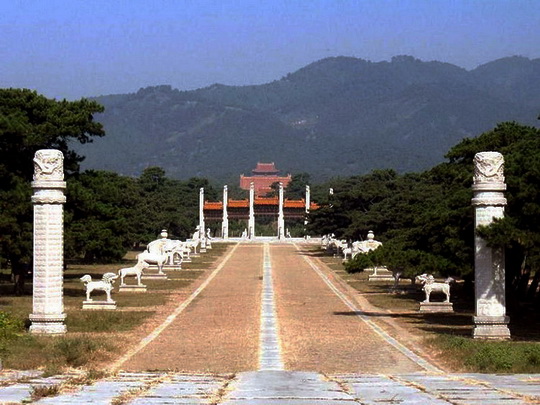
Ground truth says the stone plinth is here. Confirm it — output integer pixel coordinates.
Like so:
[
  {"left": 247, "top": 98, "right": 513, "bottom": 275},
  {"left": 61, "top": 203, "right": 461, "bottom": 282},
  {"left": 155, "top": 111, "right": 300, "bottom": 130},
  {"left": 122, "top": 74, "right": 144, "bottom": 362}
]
[
  {"left": 368, "top": 267, "right": 394, "bottom": 282},
  {"left": 82, "top": 301, "right": 117, "bottom": 310},
  {"left": 148, "top": 264, "right": 181, "bottom": 271},
  {"left": 473, "top": 316, "right": 511, "bottom": 339},
  {"left": 142, "top": 273, "right": 168, "bottom": 280},
  {"left": 471, "top": 152, "right": 510, "bottom": 339},
  {"left": 119, "top": 285, "right": 147, "bottom": 293},
  {"left": 29, "top": 150, "right": 67, "bottom": 335},
  {"left": 419, "top": 302, "right": 454, "bottom": 313}
]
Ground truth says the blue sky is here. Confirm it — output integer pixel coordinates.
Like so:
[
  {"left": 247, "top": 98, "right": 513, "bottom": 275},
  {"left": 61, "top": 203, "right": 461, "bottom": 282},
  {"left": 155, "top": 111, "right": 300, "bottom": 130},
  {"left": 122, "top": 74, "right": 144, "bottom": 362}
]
[{"left": 1, "top": 0, "right": 539, "bottom": 100}]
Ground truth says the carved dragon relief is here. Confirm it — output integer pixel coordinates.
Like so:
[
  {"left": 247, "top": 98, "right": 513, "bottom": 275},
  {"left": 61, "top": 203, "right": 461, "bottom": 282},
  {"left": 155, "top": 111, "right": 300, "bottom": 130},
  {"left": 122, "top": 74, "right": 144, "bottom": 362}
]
[
  {"left": 33, "top": 150, "right": 64, "bottom": 181},
  {"left": 474, "top": 152, "right": 504, "bottom": 184}
]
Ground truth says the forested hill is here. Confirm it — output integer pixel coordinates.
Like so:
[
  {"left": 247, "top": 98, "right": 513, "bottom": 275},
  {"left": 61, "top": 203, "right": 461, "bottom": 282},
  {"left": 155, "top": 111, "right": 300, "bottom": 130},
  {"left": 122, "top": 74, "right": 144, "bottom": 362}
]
[{"left": 77, "top": 55, "right": 540, "bottom": 182}]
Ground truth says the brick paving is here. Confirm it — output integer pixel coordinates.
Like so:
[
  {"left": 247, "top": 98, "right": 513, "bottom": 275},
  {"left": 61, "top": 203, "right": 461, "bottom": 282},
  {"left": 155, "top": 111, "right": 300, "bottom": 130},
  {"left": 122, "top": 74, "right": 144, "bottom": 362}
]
[{"left": 1, "top": 240, "right": 539, "bottom": 404}]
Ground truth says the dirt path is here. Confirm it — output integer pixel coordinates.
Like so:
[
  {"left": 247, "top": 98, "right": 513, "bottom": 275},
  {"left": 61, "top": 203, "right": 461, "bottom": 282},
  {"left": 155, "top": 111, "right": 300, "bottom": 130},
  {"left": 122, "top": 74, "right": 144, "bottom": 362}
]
[
  {"left": 118, "top": 242, "right": 425, "bottom": 374},
  {"left": 272, "top": 244, "right": 422, "bottom": 374},
  {"left": 120, "top": 244, "right": 262, "bottom": 373}
]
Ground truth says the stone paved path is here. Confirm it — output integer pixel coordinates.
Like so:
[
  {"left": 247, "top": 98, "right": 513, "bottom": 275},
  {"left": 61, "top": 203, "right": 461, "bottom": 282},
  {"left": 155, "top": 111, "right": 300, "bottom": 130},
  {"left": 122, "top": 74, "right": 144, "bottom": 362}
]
[{"left": 1, "top": 241, "right": 539, "bottom": 404}]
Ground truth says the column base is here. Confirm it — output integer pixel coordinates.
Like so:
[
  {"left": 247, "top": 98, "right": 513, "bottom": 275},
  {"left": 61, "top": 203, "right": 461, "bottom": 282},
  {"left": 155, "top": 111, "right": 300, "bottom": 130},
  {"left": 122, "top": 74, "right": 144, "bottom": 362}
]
[
  {"left": 473, "top": 316, "right": 511, "bottom": 339},
  {"left": 29, "top": 313, "right": 67, "bottom": 335}
]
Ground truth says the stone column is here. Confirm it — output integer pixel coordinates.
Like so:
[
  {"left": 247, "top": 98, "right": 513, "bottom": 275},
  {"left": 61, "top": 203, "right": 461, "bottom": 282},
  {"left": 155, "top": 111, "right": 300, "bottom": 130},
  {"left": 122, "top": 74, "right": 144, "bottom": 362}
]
[
  {"left": 222, "top": 185, "right": 229, "bottom": 240},
  {"left": 29, "top": 149, "right": 67, "bottom": 335},
  {"left": 471, "top": 151, "right": 510, "bottom": 339},
  {"left": 248, "top": 182, "right": 255, "bottom": 240},
  {"left": 277, "top": 182, "right": 285, "bottom": 240},
  {"left": 305, "top": 185, "right": 311, "bottom": 227},
  {"left": 199, "top": 187, "right": 206, "bottom": 251}
]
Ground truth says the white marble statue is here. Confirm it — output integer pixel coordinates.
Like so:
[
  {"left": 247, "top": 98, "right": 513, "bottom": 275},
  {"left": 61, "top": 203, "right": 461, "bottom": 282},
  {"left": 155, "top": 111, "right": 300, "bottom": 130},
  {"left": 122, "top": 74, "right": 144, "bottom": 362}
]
[
  {"left": 118, "top": 260, "right": 148, "bottom": 286},
  {"left": 137, "top": 251, "right": 168, "bottom": 275},
  {"left": 80, "top": 273, "right": 118, "bottom": 302},
  {"left": 415, "top": 274, "right": 452, "bottom": 303},
  {"left": 206, "top": 228, "right": 212, "bottom": 248}
]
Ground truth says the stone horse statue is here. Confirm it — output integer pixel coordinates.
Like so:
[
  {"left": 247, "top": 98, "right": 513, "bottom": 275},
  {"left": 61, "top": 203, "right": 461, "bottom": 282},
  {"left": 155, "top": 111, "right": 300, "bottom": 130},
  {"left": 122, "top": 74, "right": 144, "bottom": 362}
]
[
  {"left": 80, "top": 272, "right": 118, "bottom": 302},
  {"left": 138, "top": 238, "right": 170, "bottom": 274},
  {"left": 118, "top": 260, "right": 148, "bottom": 286}
]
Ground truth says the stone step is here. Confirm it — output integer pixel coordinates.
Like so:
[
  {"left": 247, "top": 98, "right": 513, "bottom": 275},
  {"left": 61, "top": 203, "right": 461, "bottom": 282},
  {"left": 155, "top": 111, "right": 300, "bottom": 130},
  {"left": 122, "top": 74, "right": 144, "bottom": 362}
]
[{"left": 1, "top": 371, "right": 538, "bottom": 404}]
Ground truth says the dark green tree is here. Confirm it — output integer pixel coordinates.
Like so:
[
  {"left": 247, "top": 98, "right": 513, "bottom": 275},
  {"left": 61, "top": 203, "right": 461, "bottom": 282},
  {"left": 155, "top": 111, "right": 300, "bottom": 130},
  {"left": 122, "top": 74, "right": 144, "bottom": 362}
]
[
  {"left": 285, "top": 172, "right": 311, "bottom": 199},
  {"left": 0, "top": 89, "right": 104, "bottom": 291}
]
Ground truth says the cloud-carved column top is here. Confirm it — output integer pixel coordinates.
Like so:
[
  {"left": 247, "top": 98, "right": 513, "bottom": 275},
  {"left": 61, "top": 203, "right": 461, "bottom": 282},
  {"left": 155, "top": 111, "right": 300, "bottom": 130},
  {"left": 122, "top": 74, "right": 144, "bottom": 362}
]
[
  {"left": 33, "top": 149, "right": 64, "bottom": 181},
  {"left": 473, "top": 152, "right": 504, "bottom": 185}
]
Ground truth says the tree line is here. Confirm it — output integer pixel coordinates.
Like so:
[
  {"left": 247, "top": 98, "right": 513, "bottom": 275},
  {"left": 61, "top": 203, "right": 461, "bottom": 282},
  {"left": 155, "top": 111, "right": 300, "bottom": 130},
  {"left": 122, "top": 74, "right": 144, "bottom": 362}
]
[
  {"left": 0, "top": 89, "right": 216, "bottom": 294},
  {"left": 307, "top": 121, "right": 540, "bottom": 310},
  {"left": 2, "top": 88, "right": 539, "bottom": 311}
]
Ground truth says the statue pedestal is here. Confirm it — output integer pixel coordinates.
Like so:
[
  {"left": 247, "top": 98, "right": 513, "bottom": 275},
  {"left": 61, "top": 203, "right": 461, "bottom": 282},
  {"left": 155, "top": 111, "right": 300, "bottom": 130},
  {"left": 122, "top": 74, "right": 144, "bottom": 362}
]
[
  {"left": 473, "top": 316, "right": 511, "bottom": 339},
  {"left": 368, "top": 267, "right": 394, "bottom": 282},
  {"left": 82, "top": 300, "right": 117, "bottom": 310},
  {"left": 419, "top": 302, "right": 454, "bottom": 313},
  {"left": 183, "top": 258, "right": 192, "bottom": 263},
  {"left": 148, "top": 264, "right": 181, "bottom": 272},
  {"left": 200, "top": 248, "right": 207, "bottom": 253},
  {"left": 119, "top": 284, "right": 147, "bottom": 293},
  {"left": 142, "top": 273, "right": 168, "bottom": 280}
]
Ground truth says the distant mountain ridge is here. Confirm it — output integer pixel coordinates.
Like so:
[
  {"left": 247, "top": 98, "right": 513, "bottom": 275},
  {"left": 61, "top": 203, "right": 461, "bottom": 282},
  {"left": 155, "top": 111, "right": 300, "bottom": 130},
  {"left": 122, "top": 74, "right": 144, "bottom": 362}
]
[{"left": 77, "top": 55, "right": 540, "bottom": 182}]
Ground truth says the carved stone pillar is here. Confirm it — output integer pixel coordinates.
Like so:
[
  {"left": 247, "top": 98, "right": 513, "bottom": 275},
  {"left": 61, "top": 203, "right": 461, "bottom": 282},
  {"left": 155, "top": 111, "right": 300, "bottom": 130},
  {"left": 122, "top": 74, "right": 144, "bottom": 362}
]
[
  {"left": 471, "top": 151, "right": 510, "bottom": 339},
  {"left": 29, "top": 149, "right": 67, "bottom": 334},
  {"left": 277, "top": 182, "right": 285, "bottom": 240},
  {"left": 248, "top": 182, "right": 255, "bottom": 240},
  {"left": 305, "top": 185, "right": 310, "bottom": 228},
  {"left": 222, "top": 185, "right": 229, "bottom": 240},
  {"left": 199, "top": 187, "right": 206, "bottom": 251}
]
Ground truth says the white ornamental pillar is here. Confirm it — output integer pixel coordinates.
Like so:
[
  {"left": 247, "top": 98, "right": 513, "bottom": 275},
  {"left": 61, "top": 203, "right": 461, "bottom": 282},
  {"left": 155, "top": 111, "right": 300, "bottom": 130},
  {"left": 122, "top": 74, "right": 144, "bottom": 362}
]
[
  {"left": 277, "top": 182, "right": 285, "bottom": 240},
  {"left": 222, "top": 185, "right": 229, "bottom": 240},
  {"left": 29, "top": 149, "right": 67, "bottom": 335},
  {"left": 471, "top": 151, "right": 510, "bottom": 339},
  {"left": 305, "top": 185, "right": 311, "bottom": 226},
  {"left": 248, "top": 182, "right": 255, "bottom": 240},
  {"left": 199, "top": 187, "right": 206, "bottom": 250}
]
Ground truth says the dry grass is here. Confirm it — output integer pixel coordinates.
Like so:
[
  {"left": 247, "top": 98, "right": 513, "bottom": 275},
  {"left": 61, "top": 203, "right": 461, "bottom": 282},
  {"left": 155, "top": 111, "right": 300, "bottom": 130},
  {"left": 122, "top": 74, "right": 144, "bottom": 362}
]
[
  {"left": 309, "top": 245, "right": 540, "bottom": 373},
  {"left": 0, "top": 243, "right": 232, "bottom": 372}
]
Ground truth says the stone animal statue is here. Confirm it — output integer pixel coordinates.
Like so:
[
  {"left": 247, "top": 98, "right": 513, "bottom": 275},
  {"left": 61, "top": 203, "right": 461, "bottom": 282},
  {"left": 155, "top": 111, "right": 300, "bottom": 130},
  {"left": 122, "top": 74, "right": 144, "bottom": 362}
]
[
  {"left": 80, "top": 272, "right": 118, "bottom": 302},
  {"left": 342, "top": 241, "right": 363, "bottom": 261},
  {"left": 118, "top": 260, "right": 148, "bottom": 286},
  {"left": 416, "top": 274, "right": 452, "bottom": 303},
  {"left": 137, "top": 251, "right": 168, "bottom": 274}
]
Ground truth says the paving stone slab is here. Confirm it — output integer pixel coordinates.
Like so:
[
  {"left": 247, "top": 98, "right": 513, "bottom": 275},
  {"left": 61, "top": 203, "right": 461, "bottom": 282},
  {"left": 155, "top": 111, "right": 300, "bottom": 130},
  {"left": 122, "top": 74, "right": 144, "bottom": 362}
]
[
  {"left": 35, "top": 381, "right": 147, "bottom": 404},
  {"left": 334, "top": 374, "right": 451, "bottom": 405},
  {"left": 0, "top": 374, "right": 75, "bottom": 404},
  {"left": 221, "top": 370, "right": 357, "bottom": 404},
  {"left": 398, "top": 374, "right": 526, "bottom": 405},
  {"left": 0, "top": 370, "right": 43, "bottom": 383},
  {"left": 129, "top": 374, "right": 230, "bottom": 405},
  {"left": 462, "top": 374, "right": 540, "bottom": 398}
]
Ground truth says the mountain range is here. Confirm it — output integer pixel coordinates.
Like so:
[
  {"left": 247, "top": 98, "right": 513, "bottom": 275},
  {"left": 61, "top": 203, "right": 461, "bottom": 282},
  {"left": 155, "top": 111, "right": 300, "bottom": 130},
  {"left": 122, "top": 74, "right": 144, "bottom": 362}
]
[{"left": 76, "top": 55, "right": 540, "bottom": 183}]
